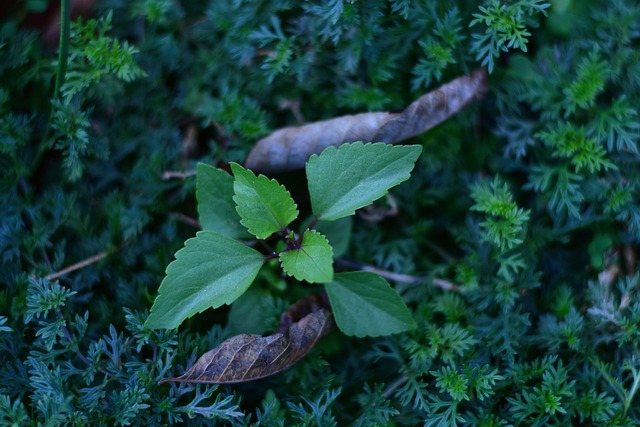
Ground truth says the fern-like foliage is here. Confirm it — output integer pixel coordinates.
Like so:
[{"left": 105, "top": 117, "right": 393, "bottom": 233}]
[
  {"left": 469, "top": 0, "right": 549, "bottom": 73},
  {"left": 470, "top": 176, "right": 530, "bottom": 251},
  {"left": 1, "top": 0, "right": 640, "bottom": 425},
  {"left": 50, "top": 11, "right": 146, "bottom": 180}
]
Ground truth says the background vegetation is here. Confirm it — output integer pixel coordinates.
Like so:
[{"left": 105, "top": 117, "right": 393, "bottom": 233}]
[{"left": 1, "top": 0, "right": 639, "bottom": 425}]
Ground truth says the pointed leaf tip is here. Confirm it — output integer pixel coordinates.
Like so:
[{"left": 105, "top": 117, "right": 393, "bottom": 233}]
[
  {"left": 324, "top": 271, "right": 416, "bottom": 337},
  {"left": 306, "top": 142, "right": 422, "bottom": 221},
  {"left": 145, "top": 230, "right": 264, "bottom": 330}
]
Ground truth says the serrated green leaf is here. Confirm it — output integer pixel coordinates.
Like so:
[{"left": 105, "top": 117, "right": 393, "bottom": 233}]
[
  {"left": 306, "top": 142, "right": 422, "bottom": 221},
  {"left": 300, "top": 216, "right": 352, "bottom": 258},
  {"left": 279, "top": 229, "right": 334, "bottom": 283},
  {"left": 196, "top": 163, "right": 250, "bottom": 239},
  {"left": 231, "top": 162, "right": 298, "bottom": 239},
  {"left": 145, "top": 231, "right": 264, "bottom": 329},
  {"left": 324, "top": 271, "right": 416, "bottom": 337}
]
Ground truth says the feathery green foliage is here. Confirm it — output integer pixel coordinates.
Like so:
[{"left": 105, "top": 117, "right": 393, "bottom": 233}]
[{"left": 1, "top": 0, "right": 639, "bottom": 425}]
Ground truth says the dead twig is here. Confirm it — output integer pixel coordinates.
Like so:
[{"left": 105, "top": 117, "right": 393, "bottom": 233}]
[
  {"left": 170, "top": 212, "right": 201, "bottom": 229},
  {"left": 45, "top": 238, "right": 133, "bottom": 281},
  {"left": 162, "top": 170, "right": 196, "bottom": 180},
  {"left": 335, "top": 258, "right": 460, "bottom": 291},
  {"left": 432, "top": 277, "right": 460, "bottom": 292},
  {"left": 45, "top": 250, "right": 110, "bottom": 281}
]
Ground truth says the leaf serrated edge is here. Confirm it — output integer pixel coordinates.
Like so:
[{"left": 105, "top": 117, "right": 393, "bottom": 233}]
[
  {"left": 279, "top": 230, "right": 334, "bottom": 283},
  {"left": 306, "top": 142, "right": 422, "bottom": 221},
  {"left": 324, "top": 271, "right": 417, "bottom": 337},
  {"left": 145, "top": 231, "right": 264, "bottom": 329},
  {"left": 231, "top": 162, "right": 299, "bottom": 239}
]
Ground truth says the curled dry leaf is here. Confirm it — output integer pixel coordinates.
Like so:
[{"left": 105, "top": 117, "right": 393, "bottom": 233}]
[
  {"left": 245, "top": 68, "right": 488, "bottom": 173},
  {"left": 159, "top": 295, "right": 334, "bottom": 385}
]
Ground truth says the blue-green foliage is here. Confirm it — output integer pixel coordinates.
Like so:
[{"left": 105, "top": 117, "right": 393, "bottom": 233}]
[
  {"left": 412, "top": 7, "right": 465, "bottom": 90},
  {"left": 52, "top": 12, "right": 146, "bottom": 180},
  {"left": 62, "top": 12, "right": 146, "bottom": 101},
  {"left": 1, "top": 0, "right": 639, "bottom": 425},
  {"left": 470, "top": 176, "right": 530, "bottom": 251},
  {"left": 469, "top": 0, "right": 549, "bottom": 73}
]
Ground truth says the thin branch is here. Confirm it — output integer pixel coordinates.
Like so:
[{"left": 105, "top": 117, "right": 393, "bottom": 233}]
[
  {"left": 34, "top": 0, "right": 71, "bottom": 174},
  {"left": 162, "top": 170, "right": 196, "bottom": 180},
  {"left": 623, "top": 365, "right": 640, "bottom": 418},
  {"left": 40, "top": 247, "right": 53, "bottom": 271},
  {"left": 306, "top": 217, "right": 320, "bottom": 232},
  {"left": 46, "top": 250, "right": 110, "bottom": 281},
  {"left": 279, "top": 99, "right": 305, "bottom": 125},
  {"left": 335, "top": 258, "right": 421, "bottom": 284},
  {"left": 335, "top": 258, "right": 460, "bottom": 291},
  {"left": 432, "top": 278, "right": 460, "bottom": 292},
  {"left": 383, "top": 373, "right": 408, "bottom": 399},
  {"left": 264, "top": 252, "right": 279, "bottom": 261},
  {"left": 624, "top": 244, "right": 636, "bottom": 276},
  {"left": 170, "top": 212, "right": 201, "bottom": 229},
  {"left": 60, "top": 321, "right": 92, "bottom": 366},
  {"left": 52, "top": 0, "right": 71, "bottom": 106},
  {"left": 45, "top": 237, "right": 133, "bottom": 281},
  {"left": 362, "top": 265, "right": 423, "bottom": 285},
  {"left": 423, "top": 239, "right": 455, "bottom": 263}
]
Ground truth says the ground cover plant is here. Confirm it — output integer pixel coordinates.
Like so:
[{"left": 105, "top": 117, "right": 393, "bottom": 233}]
[{"left": 1, "top": 0, "right": 639, "bottom": 425}]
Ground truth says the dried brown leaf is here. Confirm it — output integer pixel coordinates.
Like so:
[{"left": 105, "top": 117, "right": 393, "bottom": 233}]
[
  {"left": 245, "top": 68, "right": 488, "bottom": 172},
  {"left": 159, "top": 295, "right": 334, "bottom": 384}
]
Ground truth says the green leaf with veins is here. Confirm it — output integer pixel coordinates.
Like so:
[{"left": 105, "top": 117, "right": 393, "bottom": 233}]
[
  {"left": 145, "top": 230, "right": 264, "bottom": 329},
  {"left": 279, "top": 229, "right": 334, "bottom": 283},
  {"left": 230, "top": 162, "right": 298, "bottom": 239},
  {"left": 196, "top": 163, "right": 250, "bottom": 239},
  {"left": 324, "top": 271, "right": 416, "bottom": 337},
  {"left": 306, "top": 142, "right": 422, "bottom": 221}
]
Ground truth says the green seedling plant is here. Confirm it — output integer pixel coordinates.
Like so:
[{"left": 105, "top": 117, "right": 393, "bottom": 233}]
[{"left": 145, "top": 142, "right": 422, "bottom": 337}]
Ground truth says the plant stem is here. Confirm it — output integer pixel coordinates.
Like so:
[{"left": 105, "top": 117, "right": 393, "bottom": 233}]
[
  {"left": 624, "top": 365, "right": 640, "bottom": 418},
  {"left": 45, "top": 250, "right": 110, "bottom": 281},
  {"left": 46, "top": 237, "right": 132, "bottom": 280},
  {"left": 60, "top": 321, "right": 92, "bottom": 367},
  {"left": 45, "top": 251, "right": 110, "bottom": 280},
  {"left": 162, "top": 170, "right": 197, "bottom": 180},
  {"left": 334, "top": 259, "right": 422, "bottom": 284},
  {"left": 52, "top": 0, "right": 71, "bottom": 109},
  {"left": 382, "top": 373, "right": 408, "bottom": 398},
  {"left": 423, "top": 239, "right": 455, "bottom": 262},
  {"left": 169, "top": 212, "right": 201, "bottom": 229},
  {"left": 432, "top": 277, "right": 460, "bottom": 292},
  {"left": 36, "top": 0, "right": 71, "bottom": 172},
  {"left": 306, "top": 217, "right": 319, "bottom": 231}
]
